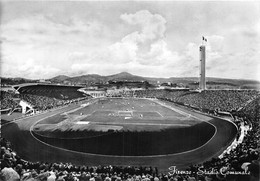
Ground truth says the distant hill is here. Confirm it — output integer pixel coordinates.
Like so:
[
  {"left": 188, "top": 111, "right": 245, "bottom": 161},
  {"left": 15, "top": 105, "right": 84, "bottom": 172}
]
[
  {"left": 65, "top": 74, "right": 104, "bottom": 84},
  {"left": 1, "top": 72, "right": 260, "bottom": 89},
  {"left": 56, "top": 72, "right": 147, "bottom": 85},
  {"left": 49, "top": 72, "right": 259, "bottom": 89},
  {"left": 106, "top": 72, "right": 146, "bottom": 82},
  {"left": 50, "top": 75, "right": 71, "bottom": 82}
]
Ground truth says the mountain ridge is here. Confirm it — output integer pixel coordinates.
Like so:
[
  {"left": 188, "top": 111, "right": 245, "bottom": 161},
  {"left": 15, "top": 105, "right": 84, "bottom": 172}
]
[{"left": 1, "top": 72, "right": 260, "bottom": 89}]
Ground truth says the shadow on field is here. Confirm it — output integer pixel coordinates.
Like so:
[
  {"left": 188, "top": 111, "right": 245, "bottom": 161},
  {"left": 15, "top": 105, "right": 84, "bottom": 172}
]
[{"left": 33, "top": 121, "right": 215, "bottom": 156}]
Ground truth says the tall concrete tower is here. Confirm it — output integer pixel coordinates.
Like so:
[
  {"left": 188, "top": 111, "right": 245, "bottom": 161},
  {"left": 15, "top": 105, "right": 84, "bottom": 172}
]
[{"left": 199, "top": 45, "right": 206, "bottom": 90}]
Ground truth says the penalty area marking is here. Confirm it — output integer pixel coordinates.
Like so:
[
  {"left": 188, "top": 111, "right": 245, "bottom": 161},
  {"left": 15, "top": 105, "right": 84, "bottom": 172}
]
[{"left": 155, "top": 111, "right": 163, "bottom": 117}]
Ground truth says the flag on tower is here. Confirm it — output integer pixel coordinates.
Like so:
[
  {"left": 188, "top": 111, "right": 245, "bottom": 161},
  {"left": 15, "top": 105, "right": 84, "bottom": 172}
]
[{"left": 202, "top": 36, "right": 207, "bottom": 42}]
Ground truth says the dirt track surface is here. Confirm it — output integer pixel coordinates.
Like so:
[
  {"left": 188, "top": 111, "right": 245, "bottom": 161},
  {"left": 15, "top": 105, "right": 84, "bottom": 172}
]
[{"left": 1, "top": 99, "right": 237, "bottom": 172}]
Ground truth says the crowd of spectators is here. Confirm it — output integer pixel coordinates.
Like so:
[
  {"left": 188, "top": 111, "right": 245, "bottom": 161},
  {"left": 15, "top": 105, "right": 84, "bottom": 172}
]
[
  {"left": 0, "top": 91, "right": 20, "bottom": 110},
  {"left": 1, "top": 90, "right": 90, "bottom": 113},
  {"left": 0, "top": 91, "right": 67, "bottom": 113},
  {"left": 132, "top": 89, "right": 259, "bottom": 112},
  {"left": 19, "top": 94, "right": 66, "bottom": 111}
]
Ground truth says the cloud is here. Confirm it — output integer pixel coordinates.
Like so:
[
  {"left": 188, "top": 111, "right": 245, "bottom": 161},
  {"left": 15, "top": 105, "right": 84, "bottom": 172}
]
[
  {"left": 206, "top": 35, "right": 225, "bottom": 53},
  {"left": 1, "top": 15, "right": 110, "bottom": 55},
  {"left": 1, "top": 14, "right": 112, "bottom": 78},
  {"left": 2, "top": 14, "right": 106, "bottom": 38},
  {"left": 2, "top": 59, "right": 61, "bottom": 79},
  {"left": 120, "top": 10, "right": 166, "bottom": 42},
  {"left": 67, "top": 10, "right": 184, "bottom": 77},
  {"left": 138, "top": 40, "right": 179, "bottom": 66}
]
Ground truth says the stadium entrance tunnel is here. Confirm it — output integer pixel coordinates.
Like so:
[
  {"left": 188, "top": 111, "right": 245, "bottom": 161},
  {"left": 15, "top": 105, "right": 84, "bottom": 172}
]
[{"left": 32, "top": 121, "right": 215, "bottom": 156}]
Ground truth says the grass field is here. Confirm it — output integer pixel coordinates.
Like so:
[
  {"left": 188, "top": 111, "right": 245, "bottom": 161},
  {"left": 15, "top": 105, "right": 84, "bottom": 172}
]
[{"left": 37, "top": 98, "right": 200, "bottom": 130}]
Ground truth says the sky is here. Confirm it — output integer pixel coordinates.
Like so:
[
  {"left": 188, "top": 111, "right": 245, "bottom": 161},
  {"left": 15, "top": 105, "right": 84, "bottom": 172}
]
[{"left": 1, "top": 1, "right": 260, "bottom": 80}]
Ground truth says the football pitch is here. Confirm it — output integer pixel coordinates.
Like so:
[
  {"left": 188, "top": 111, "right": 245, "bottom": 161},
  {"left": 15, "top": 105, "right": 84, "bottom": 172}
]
[{"left": 38, "top": 98, "right": 200, "bottom": 131}]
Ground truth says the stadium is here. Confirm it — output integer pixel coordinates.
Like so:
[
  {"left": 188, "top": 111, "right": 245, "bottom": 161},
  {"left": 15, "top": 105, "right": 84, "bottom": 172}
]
[
  {"left": 1, "top": 80, "right": 259, "bottom": 180},
  {"left": 1, "top": 1, "right": 260, "bottom": 181}
]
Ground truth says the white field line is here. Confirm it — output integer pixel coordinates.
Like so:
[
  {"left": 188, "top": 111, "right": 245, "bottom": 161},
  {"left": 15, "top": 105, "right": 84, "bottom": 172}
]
[
  {"left": 155, "top": 111, "right": 164, "bottom": 117},
  {"left": 91, "top": 121, "right": 189, "bottom": 126},
  {"left": 76, "top": 121, "right": 90, "bottom": 124},
  {"left": 33, "top": 124, "right": 59, "bottom": 126},
  {"left": 152, "top": 100, "right": 193, "bottom": 119}
]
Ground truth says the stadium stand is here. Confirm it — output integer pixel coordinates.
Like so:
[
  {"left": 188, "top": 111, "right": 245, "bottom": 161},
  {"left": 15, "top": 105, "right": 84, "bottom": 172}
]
[
  {"left": 19, "top": 94, "right": 66, "bottom": 111},
  {"left": 133, "top": 89, "right": 259, "bottom": 112},
  {"left": 1, "top": 85, "right": 91, "bottom": 113},
  {"left": 17, "top": 85, "right": 86, "bottom": 100},
  {"left": 0, "top": 91, "right": 20, "bottom": 111}
]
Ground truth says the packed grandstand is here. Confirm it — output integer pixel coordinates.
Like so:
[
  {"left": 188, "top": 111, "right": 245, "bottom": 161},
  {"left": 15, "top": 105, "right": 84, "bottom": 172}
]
[{"left": 0, "top": 85, "right": 259, "bottom": 181}]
